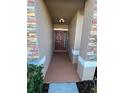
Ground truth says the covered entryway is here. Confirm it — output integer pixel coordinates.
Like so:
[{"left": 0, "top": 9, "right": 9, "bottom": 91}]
[
  {"left": 28, "top": 0, "right": 97, "bottom": 92},
  {"left": 29, "top": 0, "right": 97, "bottom": 84},
  {"left": 43, "top": 0, "right": 85, "bottom": 83},
  {"left": 27, "top": 0, "right": 97, "bottom": 92}
]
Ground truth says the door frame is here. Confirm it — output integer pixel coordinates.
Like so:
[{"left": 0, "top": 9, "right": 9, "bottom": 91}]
[{"left": 53, "top": 30, "right": 68, "bottom": 52}]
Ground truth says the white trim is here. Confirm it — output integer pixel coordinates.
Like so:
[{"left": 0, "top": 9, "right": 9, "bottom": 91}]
[
  {"left": 53, "top": 28, "right": 68, "bottom": 31},
  {"left": 28, "top": 56, "right": 46, "bottom": 66},
  {"left": 78, "top": 56, "right": 97, "bottom": 67},
  {"left": 72, "top": 49, "right": 79, "bottom": 55}
]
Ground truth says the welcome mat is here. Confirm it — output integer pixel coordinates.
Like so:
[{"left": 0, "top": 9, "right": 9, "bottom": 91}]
[{"left": 48, "top": 82, "right": 79, "bottom": 93}]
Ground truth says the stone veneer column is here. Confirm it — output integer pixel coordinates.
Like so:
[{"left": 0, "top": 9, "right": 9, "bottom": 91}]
[{"left": 77, "top": 0, "right": 97, "bottom": 81}]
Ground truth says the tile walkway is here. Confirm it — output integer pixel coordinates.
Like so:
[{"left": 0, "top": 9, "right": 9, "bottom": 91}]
[{"left": 45, "top": 52, "right": 80, "bottom": 83}]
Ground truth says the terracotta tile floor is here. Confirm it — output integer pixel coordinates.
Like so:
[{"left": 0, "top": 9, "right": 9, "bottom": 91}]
[{"left": 44, "top": 52, "right": 80, "bottom": 83}]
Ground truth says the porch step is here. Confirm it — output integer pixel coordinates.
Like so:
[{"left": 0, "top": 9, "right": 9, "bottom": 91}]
[{"left": 48, "top": 82, "right": 79, "bottom": 93}]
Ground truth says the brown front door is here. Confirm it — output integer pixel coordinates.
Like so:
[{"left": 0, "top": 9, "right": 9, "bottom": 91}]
[{"left": 55, "top": 31, "right": 66, "bottom": 50}]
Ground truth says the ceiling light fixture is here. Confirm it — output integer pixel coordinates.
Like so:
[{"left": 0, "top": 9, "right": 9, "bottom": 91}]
[{"left": 59, "top": 18, "right": 65, "bottom": 23}]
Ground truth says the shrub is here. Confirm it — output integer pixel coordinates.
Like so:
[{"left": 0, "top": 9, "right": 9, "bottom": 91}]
[
  {"left": 90, "top": 80, "right": 97, "bottom": 93},
  {"left": 27, "top": 64, "right": 44, "bottom": 93}
]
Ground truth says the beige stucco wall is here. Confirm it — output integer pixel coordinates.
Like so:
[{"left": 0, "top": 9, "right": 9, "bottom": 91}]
[
  {"left": 75, "top": 11, "right": 83, "bottom": 50},
  {"left": 69, "top": 11, "right": 83, "bottom": 63},
  {"left": 69, "top": 13, "right": 77, "bottom": 50},
  {"left": 35, "top": 0, "right": 53, "bottom": 76}
]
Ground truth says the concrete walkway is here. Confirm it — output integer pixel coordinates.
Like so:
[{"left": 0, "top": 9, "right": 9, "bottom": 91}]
[
  {"left": 48, "top": 82, "right": 79, "bottom": 93},
  {"left": 45, "top": 52, "right": 80, "bottom": 83}
]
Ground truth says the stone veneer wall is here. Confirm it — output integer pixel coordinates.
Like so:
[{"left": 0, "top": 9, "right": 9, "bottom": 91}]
[
  {"left": 27, "top": 0, "right": 39, "bottom": 61},
  {"left": 86, "top": 0, "right": 97, "bottom": 61}
]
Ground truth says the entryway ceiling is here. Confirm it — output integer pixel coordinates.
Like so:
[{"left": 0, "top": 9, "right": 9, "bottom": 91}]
[{"left": 44, "top": 0, "right": 85, "bottom": 25}]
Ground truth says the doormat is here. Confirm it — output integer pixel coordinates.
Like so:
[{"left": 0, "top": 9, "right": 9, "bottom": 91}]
[{"left": 48, "top": 82, "right": 79, "bottom": 93}]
